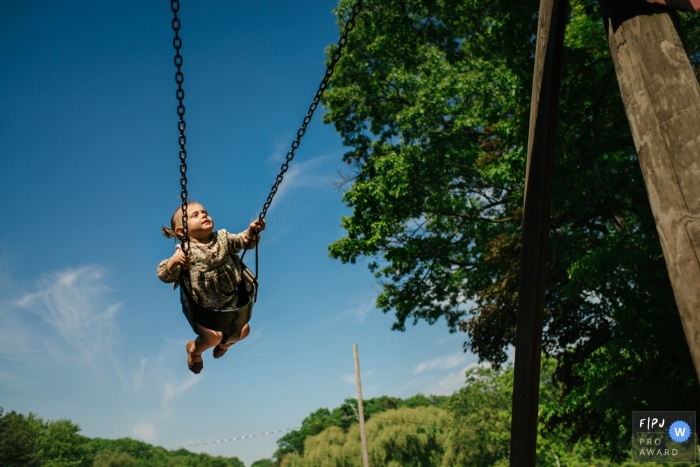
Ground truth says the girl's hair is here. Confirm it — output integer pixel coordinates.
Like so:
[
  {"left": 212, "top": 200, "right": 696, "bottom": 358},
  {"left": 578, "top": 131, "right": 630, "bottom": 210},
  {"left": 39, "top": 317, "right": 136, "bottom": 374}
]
[{"left": 162, "top": 202, "right": 198, "bottom": 240}]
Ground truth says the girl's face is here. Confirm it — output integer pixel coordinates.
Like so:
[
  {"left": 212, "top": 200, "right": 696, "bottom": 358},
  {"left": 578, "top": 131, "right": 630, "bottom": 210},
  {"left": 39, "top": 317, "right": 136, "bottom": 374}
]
[{"left": 179, "top": 203, "right": 214, "bottom": 241}]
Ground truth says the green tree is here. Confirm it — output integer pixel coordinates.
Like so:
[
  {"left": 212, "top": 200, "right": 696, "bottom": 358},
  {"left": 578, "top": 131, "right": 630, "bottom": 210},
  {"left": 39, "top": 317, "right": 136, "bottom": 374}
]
[
  {"left": 280, "top": 406, "right": 449, "bottom": 467},
  {"left": 0, "top": 408, "right": 40, "bottom": 467},
  {"left": 443, "top": 366, "right": 512, "bottom": 466},
  {"left": 36, "top": 418, "right": 89, "bottom": 467},
  {"left": 277, "top": 363, "right": 613, "bottom": 466},
  {"left": 0, "top": 408, "right": 249, "bottom": 467},
  {"left": 274, "top": 394, "right": 447, "bottom": 458},
  {"left": 169, "top": 453, "right": 245, "bottom": 467},
  {"left": 445, "top": 360, "right": 613, "bottom": 467},
  {"left": 323, "top": 0, "right": 699, "bottom": 459},
  {"left": 92, "top": 451, "right": 138, "bottom": 467},
  {"left": 85, "top": 438, "right": 246, "bottom": 467},
  {"left": 251, "top": 459, "right": 275, "bottom": 467}
]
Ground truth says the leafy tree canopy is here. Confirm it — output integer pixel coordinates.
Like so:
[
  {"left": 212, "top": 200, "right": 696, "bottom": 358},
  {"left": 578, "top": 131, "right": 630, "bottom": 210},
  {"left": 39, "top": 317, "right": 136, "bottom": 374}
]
[
  {"left": 323, "top": 0, "right": 700, "bottom": 458},
  {"left": 280, "top": 406, "right": 450, "bottom": 467},
  {"left": 250, "top": 460, "right": 275, "bottom": 467},
  {"left": 82, "top": 438, "right": 245, "bottom": 467},
  {"left": 0, "top": 408, "right": 245, "bottom": 467},
  {"left": 0, "top": 408, "right": 40, "bottom": 467},
  {"left": 274, "top": 394, "right": 447, "bottom": 457}
]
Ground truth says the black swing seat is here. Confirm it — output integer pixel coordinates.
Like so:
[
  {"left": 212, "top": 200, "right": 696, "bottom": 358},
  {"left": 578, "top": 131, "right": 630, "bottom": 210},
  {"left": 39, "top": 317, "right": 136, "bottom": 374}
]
[{"left": 180, "top": 262, "right": 258, "bottom": 343}]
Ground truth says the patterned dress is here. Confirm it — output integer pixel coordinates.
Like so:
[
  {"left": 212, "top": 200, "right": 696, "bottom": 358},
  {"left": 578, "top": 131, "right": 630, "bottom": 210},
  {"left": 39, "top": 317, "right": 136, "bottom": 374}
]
[{"left": 157, "top": 229, "right": 259, "bottom": 311}]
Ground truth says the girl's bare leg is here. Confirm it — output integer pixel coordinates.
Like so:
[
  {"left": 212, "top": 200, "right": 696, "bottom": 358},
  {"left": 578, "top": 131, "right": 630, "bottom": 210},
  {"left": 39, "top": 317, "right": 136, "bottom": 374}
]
[
  {"left": 212, "top": 324, "right": 250, "bottom": 359},
  {"left": 187, "top": 322, "right": 250, "bottom": 367},
  {"left": 185, "top": 323, "right": 225, "bottom": 374},
  {"left": 221, "top": 323, "right": 250, "bottom": 349},
  {"left": 191, "top": 322, "right": 224, "bottom": 354}
]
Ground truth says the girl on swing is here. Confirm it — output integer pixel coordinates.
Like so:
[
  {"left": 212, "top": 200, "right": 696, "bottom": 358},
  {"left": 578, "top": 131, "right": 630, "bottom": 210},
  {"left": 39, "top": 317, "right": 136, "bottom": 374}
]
[{"left": 157, "top": 202, "right": 265, "bottom": 374}]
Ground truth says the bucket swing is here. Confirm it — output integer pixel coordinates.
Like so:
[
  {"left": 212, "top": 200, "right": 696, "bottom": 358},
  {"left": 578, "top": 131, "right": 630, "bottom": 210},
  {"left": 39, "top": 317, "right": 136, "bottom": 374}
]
[{"left": 179, "top": 246, "right": 258, "bottom": 343}]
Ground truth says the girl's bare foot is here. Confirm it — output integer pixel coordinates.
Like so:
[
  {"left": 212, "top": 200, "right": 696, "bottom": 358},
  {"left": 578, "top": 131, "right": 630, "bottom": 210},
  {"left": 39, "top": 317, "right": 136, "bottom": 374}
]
[{"left": 186, "top": 341, "right": 203, "bottom": 374}]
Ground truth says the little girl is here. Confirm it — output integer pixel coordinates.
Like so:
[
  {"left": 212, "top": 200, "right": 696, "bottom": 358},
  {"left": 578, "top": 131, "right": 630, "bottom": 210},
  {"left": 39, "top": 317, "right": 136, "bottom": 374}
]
[{"left": 157, "top": 202, "right": 265, "bottom": 374}]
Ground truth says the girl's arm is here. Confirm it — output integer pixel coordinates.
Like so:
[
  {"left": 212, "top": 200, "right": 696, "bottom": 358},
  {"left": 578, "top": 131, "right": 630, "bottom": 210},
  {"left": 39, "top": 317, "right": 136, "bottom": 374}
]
[
  {"left": 227, "top": 219, "right": 266, "bottom": 253},
  {"left": 157, "top": 245, "right": 189, "bottom": 283},
  {"left": 157, "top": 259, "right": 178, "bottom": 283}
]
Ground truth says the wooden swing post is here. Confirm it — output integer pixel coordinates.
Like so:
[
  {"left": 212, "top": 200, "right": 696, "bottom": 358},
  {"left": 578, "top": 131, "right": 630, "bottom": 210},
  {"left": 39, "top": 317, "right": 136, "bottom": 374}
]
[
  {"left": 601, "top": 0, "right": 700, "bottom": 382},
  {"left": 509, "top": 1, "right": 567, "bottom": 466}
]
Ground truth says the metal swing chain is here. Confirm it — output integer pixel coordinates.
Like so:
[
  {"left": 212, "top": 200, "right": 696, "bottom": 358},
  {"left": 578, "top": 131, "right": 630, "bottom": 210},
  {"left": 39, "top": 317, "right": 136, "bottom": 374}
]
[
  {"left": 257, "top": 0, "right": 364, "bottom": 221},
  {"left": 172, "top": 0, "right": 190, "bottom": 254},
  {"left": 170, "top": 0, "right": 363, "bottom": 249}
]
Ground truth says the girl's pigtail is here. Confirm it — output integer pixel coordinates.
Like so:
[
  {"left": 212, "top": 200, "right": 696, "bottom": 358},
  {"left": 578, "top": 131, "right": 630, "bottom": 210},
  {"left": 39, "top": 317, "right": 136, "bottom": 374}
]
[
  {"left": 163, "top": 202, "right": 193, "bottom": 240},
  {"left": 162, "top": 227, "right": 178, "bottom": 239}
]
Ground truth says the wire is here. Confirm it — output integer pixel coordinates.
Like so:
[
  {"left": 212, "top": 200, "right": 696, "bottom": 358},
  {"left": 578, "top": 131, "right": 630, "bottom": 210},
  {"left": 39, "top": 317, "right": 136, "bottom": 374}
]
[
  {"left": 174, "top": 426, "right": 300, "bottom": 449},
  {"left": 369, "top": 414, "right": 447, "bottom": 428}
]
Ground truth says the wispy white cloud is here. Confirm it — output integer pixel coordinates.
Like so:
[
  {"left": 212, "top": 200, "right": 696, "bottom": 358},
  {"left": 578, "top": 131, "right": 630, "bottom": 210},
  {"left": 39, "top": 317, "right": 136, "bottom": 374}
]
[
  {"left": 10, "top": 266, "right": 121, "bottom": 361},
  {"left": 391, "top": 351, "right": 484, "bottom": 397},
  {"left": 413, "top": 352, "right": 469, "bottom": 375},
  {"left": 261, "top": 155, "right": 335, "bottom": 218},
  {"left": 0, "top": 313, "right": 37, "bottom": 363},
  {"left": 133, "top": 358, "right": 147, "bottom": 390},
  {"left": 348, "top": 302, "right": 374, "bottom": 322},
  {"left": 133, "top": 423, "right": 158, "bottom": 442},
  {"left": 0, "top": 369, "right": 30, "bottom": 386},
  {"left": 361, "top": 303, "right": 377, "bottom": 321},
  {"left": 164, "top": 376, "right": 199, "bottom": 402},
  {"left": 237, "top": 324, "right": 267, "bottom": 348},
  {"left": 331, "top": 298, "right": 377, "bottom": 324},
  {"left": 341, "top": 370, "right": 374, "bottom": 385},
  {"left": 425, "top": 362, "right": 492, "bottom": 395},
  {"left": 436, "top": 333, "right": 465, "bottom": 346},
  {"left": 134, "top": 338, "right": 201, "bottom": 405},
  {"left": 125, "top": 339, "right": 202, "bottom": 444}
]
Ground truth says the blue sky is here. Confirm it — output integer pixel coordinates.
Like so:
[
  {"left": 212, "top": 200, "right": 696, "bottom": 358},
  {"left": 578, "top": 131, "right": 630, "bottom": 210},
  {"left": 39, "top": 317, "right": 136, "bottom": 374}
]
[{"left": 0, "top": 1, "right": 481, "bottom": 465}]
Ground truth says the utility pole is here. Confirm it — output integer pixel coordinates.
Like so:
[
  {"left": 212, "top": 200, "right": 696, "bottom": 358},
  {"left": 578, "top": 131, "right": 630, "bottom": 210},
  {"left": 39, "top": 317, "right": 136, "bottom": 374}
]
[
  {"left": 510, "top": 1, "right": 567, "bottom": 467},
  {"left": 601, "top": 0, "right": 700, "bottom": 383},
  {"left": 353, "top": 343, "right": 370, "bottom": 467}
]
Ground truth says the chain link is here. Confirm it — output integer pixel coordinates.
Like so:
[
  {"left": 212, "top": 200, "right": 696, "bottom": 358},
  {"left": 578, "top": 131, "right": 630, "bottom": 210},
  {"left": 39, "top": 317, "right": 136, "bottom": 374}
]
[
  {"left": 172, "top": 0, "right": 190, "bottom": 254},
  {"left": 258, "top": 0, "right": 364, "bottom": 220}
]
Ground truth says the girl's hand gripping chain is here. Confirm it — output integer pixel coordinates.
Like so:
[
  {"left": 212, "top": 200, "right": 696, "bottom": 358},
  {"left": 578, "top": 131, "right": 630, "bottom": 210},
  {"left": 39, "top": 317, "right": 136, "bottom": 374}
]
[
  {"left": 166, "top": 244, "right": 190, "bottom": 273},
  {"left": 248, "top": 219, "right": 266, "bottom": 235}
]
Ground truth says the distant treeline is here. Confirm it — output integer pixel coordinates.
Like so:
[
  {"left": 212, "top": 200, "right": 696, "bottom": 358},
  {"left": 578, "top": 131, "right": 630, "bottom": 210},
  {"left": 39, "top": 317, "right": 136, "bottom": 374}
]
[
  {"left": 1, "top": 361, "right": 656, "bottom": 466},
  {"left": 274, "top": 360, "right": 627, "bottom": 467},
  {"left": 0, "top": 409, "right": 274, "bottom": 467}
]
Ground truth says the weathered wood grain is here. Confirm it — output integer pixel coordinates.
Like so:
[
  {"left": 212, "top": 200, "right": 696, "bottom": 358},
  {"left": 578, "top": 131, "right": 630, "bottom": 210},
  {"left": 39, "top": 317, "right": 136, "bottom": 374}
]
[
  {"left": 510, "top": 1, "right": 567, "bottom": 466},
  {"left": 603, "top": 0, "right": 700, "bottom": 382}
]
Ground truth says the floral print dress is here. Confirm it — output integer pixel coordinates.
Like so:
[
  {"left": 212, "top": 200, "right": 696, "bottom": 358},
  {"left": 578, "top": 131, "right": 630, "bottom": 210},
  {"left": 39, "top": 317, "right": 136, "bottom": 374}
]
[{"left": 157, "top": 229, "right": 259, "bottom": 311}]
